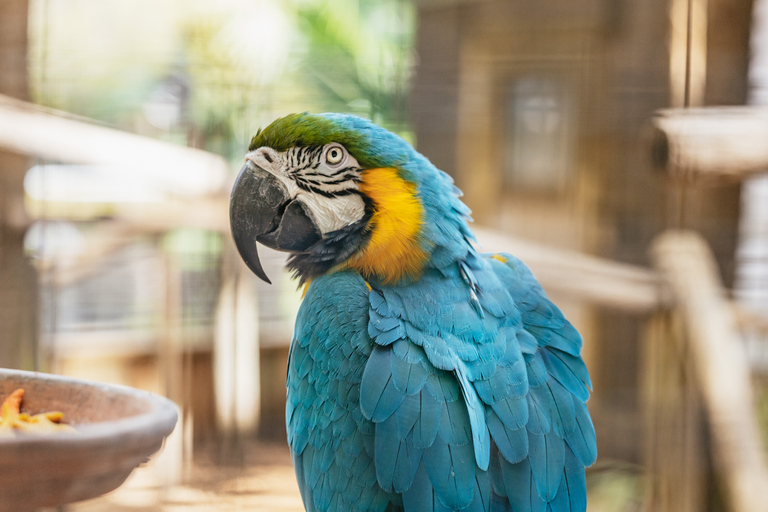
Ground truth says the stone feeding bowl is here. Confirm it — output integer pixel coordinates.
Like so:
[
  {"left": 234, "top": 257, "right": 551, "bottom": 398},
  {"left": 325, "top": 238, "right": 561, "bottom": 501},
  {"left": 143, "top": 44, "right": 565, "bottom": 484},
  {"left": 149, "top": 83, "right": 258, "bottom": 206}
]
[{"left": 0, "top": 368, "right": 178, "bottom": 512}]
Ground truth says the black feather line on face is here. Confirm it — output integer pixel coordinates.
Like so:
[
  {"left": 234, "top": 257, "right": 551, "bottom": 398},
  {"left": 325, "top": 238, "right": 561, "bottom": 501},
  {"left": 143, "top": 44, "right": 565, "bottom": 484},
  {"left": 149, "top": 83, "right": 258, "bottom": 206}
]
[
  {"left": 286, "top": 195, "right": 375, "bottom": 284},
  {"left": 301, "top": 165, "right": 359, "bottom": 179},
  {"left": 293, "top": 179, "right": 362, "bottom": 198}
]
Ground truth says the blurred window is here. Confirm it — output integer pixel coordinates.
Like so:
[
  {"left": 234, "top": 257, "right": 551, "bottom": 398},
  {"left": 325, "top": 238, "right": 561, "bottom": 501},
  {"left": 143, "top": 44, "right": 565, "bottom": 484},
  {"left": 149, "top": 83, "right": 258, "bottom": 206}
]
[{"left": 503, "top": 77, "right": 575, "bottom": 194}]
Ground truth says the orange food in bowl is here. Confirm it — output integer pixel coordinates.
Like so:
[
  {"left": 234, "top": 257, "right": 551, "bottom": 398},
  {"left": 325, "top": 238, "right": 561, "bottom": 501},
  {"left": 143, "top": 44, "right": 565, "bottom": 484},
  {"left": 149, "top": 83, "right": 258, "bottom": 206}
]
[{"left": 0, "top": 388, "right": 75, "bottom": 437}]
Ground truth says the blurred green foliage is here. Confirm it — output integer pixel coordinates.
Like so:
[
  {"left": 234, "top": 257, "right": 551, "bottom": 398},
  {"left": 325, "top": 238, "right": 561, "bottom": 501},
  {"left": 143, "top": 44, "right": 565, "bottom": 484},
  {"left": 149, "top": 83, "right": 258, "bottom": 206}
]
[
  {"left": 586, "top": 463, "right": 644, "bottom": 512},
  {"left": 294, "top": 0, "right": 413, "bottom": 133},
  {"left": 29, "top": 0, "right": 415, "bottom": 164}
]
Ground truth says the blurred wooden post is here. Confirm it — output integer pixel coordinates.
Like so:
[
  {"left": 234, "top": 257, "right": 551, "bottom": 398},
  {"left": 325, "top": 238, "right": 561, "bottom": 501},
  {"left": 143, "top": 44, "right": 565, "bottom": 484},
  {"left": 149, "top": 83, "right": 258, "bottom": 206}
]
[
  {"left": 0, "top": 0, "right": 37, "bottom": 371},
  {"left": 650, "top": 231, "right": 768, "bottom": 512},
  {"left": 642, "top": 310, "right": 706, "bottom": 512},
  {"left": 213, "top": 246, "right": 260, "bottom": 461},
  {"left": 156, "top": 247, "right": 184, "bottom": 486}
]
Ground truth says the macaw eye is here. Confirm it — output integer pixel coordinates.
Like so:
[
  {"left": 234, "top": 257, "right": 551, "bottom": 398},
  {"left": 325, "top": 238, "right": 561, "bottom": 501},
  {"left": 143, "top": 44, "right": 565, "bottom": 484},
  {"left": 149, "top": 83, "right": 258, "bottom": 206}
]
[{"left": 325, "top": 146, "right": 344, "bottom": 165}]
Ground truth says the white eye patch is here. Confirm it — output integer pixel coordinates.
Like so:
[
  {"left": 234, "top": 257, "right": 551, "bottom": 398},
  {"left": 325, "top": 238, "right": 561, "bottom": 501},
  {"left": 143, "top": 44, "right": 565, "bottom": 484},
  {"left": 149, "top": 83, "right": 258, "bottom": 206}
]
[{"left": 297, "top": 192, "right": 366, "bottom": 235}]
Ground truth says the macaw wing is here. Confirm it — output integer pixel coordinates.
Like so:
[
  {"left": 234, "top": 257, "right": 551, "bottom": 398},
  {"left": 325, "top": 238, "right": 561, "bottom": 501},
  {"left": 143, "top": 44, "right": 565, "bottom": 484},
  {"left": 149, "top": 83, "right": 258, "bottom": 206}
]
[
  {"left": 362, "top": 255, "right": 596, "bottom": 512},
  {"left": 485, "top": 253, "right": 597, "bottom": 511}
]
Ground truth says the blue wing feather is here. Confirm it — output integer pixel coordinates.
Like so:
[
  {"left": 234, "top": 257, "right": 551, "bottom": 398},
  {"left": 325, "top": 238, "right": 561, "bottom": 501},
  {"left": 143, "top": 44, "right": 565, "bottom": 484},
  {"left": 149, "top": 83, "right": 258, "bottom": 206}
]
[
  {"left": 548, "top": 446, "right": 587, "bottom": 512},
  {"left": 394, "top": 439, "right": 424, "bottom": 493},
  {"left": 490, "top": 394, "right": 529, "bottom": 431},
  {"left": 528, "top": 431, "right": 565, "bottom": 502},
  {"left": 370, "top": 289, "right": 391, "bottom": 315},
  {"left": 515, "top": 329, "right": 539, "bottom": 355},
  {"left": 540, "top": 349, "right": 591, "bottom": 403},
  {"left": 499, "top": 456, "right": 547, "bottom": 512},
  {"left": 361, "top": 347, "right": 407, "bottom": 422},
  {"left": 525, "top": 326, "right": 582, "bottom": 358},
  {"left": 456, "top": 363, "right": 491, "bottom": 470},
  {"left": 396, "top": 393, "right": 422, "bottom": 438},
  {"left": 375, "top": 414, "right": 422, "bottom": 493},
  {"left": 470, "top": 471, "right": 492, "bottom": 512},
  {"left": 487, "top": 409, "right": 529, "bottom": 463},
  {"left": 425, "top": 371, "right": 462, "bottom": 403},
  {"left": 423, "top": 439, "right": 477, "bottom": 509},
  {"left": 545, "top": 379, "right": 577, "bottom": 438},
  {"left": 489, "top": 254, "right": 596, "bottom": 508},
  {"left": 438, "top": 398, "right": 473, "bottom": 445},
  {"left": 373, "top": 327, "right": 405, "bottom": 347},
  {"left": 525, "top": 392, "right": 552, "bottom": 435},
  {"left": 412, "top": 389, "right": 443, "bottom": 449},
  {"left": 475, "top": 361, "right": 528, "bottom": 404},
  {"left": 391, "top": 345, "right": 430, "bottom": 395},
  {"left": 566, "top": 400, "right": 598, "bottom": 467},
  {"left": 524, "top": 352, "right": 549, "bottom": 388},
  {"left": 402, "top": 462, "right": 453, "bottom": 512}
]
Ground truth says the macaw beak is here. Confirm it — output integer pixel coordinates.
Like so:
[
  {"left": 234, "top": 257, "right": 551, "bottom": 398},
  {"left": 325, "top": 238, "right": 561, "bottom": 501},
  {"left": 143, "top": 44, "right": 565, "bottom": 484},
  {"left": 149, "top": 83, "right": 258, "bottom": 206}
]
[{"left": 229, "top": 161, "right": 322, "bottom": 284}]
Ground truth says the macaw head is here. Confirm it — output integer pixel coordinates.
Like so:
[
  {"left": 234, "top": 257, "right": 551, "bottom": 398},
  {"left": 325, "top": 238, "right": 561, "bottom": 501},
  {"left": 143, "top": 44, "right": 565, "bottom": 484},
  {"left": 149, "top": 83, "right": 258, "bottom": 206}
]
[{"left": 230, "top": 113, "right": 474, "bottom": 286}]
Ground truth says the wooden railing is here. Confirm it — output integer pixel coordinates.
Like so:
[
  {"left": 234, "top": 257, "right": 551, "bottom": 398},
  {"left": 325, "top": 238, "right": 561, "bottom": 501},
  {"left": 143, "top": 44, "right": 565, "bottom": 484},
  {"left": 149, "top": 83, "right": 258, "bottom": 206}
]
[
  {"left": 474, "top": 228, "right": 668, "bottom": 313},
  {"left": 647, "top": 232, "right": 768, "bottom": 512}
]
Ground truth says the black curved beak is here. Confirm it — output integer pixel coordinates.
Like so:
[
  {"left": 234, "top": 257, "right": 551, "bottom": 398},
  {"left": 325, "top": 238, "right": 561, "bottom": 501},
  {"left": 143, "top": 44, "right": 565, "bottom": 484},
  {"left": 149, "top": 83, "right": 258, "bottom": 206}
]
[{"left": 229, "top": 162, "right": 322, "bottom": 284}]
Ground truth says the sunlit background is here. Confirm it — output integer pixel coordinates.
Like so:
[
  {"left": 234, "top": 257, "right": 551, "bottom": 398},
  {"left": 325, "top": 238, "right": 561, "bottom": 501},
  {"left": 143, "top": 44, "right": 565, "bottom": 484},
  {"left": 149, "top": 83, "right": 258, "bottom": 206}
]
[{"left": 1, "top": 0, "right": 768, "bottom": 510}]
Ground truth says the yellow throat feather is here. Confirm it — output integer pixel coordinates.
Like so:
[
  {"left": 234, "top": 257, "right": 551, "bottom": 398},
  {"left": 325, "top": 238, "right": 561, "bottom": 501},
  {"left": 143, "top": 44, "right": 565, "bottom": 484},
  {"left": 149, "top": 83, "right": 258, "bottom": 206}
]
[{"left": 341, "top": 167, "right": 427, "bottom": 285}]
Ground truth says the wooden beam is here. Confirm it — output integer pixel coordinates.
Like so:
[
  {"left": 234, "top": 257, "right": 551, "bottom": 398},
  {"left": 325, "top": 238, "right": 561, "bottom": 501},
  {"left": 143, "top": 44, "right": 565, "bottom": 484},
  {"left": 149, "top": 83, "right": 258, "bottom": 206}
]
[
  {"left": 474, "top": 227, "right": 669, "bottom": 312},
  {"left": 731, "top": 303, "right": 768, "bottom": 335},
  {"left": 651, "top": 230, "right": 768, "bottom": 512},
  {"left": 0, "top": 94, "right": 229, "bottom": 198},
  {"left": 652, "top": 107, "right": 768, "bottom": 182}
]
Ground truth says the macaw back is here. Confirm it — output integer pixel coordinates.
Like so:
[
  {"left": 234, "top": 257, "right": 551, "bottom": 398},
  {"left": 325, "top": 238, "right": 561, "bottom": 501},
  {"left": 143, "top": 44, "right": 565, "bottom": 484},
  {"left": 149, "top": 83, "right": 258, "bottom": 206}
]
[{"left": 286, "top": 251, "right": 596, "bottom": 512}]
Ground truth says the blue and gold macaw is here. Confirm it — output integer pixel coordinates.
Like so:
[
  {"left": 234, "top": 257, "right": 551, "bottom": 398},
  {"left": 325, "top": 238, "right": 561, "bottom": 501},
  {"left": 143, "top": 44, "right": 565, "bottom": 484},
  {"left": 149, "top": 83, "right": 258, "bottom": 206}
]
[{"left": 229, "top": 113, "right": 596, "bottom": 512}]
